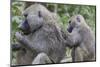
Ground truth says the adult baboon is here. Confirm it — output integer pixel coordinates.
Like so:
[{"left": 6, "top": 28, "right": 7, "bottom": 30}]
[
  {"left": 65, "top": 15, "right": 95, "bottom": 62},
  {"left": 15, "top": 4, "right": 67, "bottom": 65}
]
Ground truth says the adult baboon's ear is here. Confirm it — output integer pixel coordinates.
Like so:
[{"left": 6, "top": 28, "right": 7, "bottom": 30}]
[
  {"left": 38, "top": 11, "right": 42, "bottom": 17},
  {"left": 76, "top": 16, "right": 81, "bottom": 22}
]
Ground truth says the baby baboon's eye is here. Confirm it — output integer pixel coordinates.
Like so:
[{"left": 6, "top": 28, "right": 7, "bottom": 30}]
[
  {"left": 69, "top": 20, "right": 71, "bottom": 24},
  {"left": 38, "top": 11, "right": 42, "bottom": 18}
]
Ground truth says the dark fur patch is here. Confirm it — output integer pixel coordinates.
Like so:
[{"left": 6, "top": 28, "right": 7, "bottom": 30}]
[
  {"left": 67, "top": 26, "right": 73, "bottom": 33},
  {"left": 20, "top": 20, "right": 30, "bottom": 35}
]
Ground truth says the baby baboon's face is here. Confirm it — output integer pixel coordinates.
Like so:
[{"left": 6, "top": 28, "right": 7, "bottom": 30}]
[{"left": 67, "top": 15, "right": 82, "bottom": 33}]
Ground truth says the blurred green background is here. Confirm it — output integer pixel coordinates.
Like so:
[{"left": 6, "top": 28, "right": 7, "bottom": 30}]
[{"left": 11, "top": 1, "right": 96, "bottom": 64}]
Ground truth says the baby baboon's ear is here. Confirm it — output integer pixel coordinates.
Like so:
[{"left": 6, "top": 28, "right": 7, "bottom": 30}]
[{"left": 76, "top": 16, "right": 81, "bottom": 22}]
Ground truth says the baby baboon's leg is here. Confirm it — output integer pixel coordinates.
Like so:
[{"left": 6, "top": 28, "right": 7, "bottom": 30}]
[
  {"left": 74, "top": 47, "right": 84, "bottom": 62},
  {"left": 32, "top": 53, "right": 52, "bottom": 64}
]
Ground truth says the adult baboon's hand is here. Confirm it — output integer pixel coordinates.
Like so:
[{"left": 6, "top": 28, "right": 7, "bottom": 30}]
[{"left": 15, "top": 32, "right": 23, "bottom": 41}]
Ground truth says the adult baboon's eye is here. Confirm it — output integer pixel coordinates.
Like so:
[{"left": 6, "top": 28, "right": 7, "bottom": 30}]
[{"left": 38, "top": 11, "right": 42, "bottom": 18}]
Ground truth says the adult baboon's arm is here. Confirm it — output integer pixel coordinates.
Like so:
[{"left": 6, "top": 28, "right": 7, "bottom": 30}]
[
  {"left": 12, "top": 44, "right": 22, "bottom": 51},
  {"left": 15, "top": 32, "right": 34, "bottom": 51}
]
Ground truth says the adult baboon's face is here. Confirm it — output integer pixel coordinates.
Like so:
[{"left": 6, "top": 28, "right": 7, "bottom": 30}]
[
  {"left": 18, "top": 4, "right": 44, "bottom": 35},
  {"left": 67, "top": 15, "right": 83, "bottom": 33},
  {"left": 18, "top": 18, "right": 31, "bottom": 35}
]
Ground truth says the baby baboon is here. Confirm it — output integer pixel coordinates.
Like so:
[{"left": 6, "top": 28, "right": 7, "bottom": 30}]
[
  {"left": 15, "top": 4, "right": 67, "bottom": 65},
  {"left": 65, "top": 15, "right": 95, "bottom": 62}
]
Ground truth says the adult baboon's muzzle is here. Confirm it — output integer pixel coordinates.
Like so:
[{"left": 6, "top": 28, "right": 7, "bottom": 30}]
[{"left": 18, "top": 19, "right": 30, "bottom": 35}]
